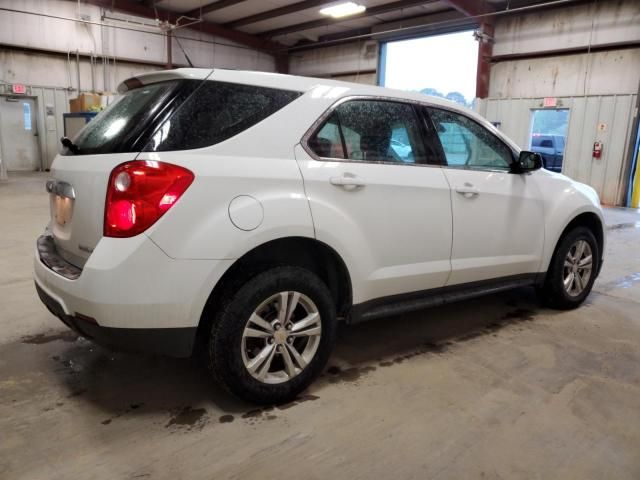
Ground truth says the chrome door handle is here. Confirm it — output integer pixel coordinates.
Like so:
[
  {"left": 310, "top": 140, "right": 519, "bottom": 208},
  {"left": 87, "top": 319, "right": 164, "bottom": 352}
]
[
  {"left": 455, "top": 184, "right": 479, "bottom": 198},
  {"left": 330, "top": 175, "right": 366, "bottom": 188}
]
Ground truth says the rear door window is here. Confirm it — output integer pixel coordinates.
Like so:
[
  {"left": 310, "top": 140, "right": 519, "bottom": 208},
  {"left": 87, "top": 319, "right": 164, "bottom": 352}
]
[
  {"left": 145, "top": 82, "right": 301, "bottom": 151},
  {"left": 308, "top": 99, "right": 427, "bottom": 164}
]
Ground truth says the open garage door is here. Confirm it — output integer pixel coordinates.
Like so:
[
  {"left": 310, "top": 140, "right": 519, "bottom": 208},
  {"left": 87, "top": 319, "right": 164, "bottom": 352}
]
[{"left": 379, "top": 31, "right": 478, "bottom": 109}]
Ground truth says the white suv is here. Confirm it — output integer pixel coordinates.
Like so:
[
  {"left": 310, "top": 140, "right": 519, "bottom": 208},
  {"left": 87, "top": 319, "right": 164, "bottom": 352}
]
[{"left": 34, "top": 68, "right": 604, "bottom": 404}]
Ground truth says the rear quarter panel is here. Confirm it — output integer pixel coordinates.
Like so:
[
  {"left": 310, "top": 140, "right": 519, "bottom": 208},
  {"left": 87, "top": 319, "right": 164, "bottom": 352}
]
[{"left": 141, "top": 151, "right": 315, "bottom": 260}]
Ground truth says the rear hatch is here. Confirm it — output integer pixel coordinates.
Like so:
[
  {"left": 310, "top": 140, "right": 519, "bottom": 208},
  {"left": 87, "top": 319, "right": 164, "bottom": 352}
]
[{"left": 48, "top": 70, "right": 212, "bottom": 267}]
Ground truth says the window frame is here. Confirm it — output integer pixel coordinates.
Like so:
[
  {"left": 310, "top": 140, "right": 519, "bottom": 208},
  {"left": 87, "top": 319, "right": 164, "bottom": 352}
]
[
  {"left": 423, "top": 106, "right": 518, "bottom": 173},
  {"left": 302, "top": 95, "right": 439, "bottom": 167}
]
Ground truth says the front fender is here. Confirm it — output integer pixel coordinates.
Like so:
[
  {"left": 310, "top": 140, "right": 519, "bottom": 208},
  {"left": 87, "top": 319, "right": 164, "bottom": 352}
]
[{"left": 533, "top": 170, "right": 605, "bottom": 272}]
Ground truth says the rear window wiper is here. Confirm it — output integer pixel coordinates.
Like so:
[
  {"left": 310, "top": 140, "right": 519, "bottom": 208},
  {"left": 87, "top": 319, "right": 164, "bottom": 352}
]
[{"left": 60, "top": 137, "right": 79, "bottom": 155}]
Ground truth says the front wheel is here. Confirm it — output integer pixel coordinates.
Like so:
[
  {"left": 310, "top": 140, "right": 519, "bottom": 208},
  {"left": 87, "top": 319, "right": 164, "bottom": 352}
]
[
  {"left": 538, "top": 226, "right": 599, "bottom": 309},
  {"left": 208, "top": 266, "right": 336, "bottom": 404}
]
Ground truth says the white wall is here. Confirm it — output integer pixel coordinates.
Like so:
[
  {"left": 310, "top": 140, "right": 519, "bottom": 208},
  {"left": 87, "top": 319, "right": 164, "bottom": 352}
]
[{"left": 0, "top": 0, "right": 275, "bottom": 170}]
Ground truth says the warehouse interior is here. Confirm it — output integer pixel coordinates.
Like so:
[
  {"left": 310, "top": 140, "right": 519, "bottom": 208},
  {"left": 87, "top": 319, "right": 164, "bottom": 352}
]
[{"left": 1, "top": 0, "right": 640, "bottom": 478}]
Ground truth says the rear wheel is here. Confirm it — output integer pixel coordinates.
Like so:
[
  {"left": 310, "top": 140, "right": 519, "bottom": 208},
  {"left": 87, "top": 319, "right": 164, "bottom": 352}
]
[
  {"left": 208, "top": 266, "right": 336, "bottom": 404},
  {"left": 538, "top": 226, "right": 599, "bottom": 309}
]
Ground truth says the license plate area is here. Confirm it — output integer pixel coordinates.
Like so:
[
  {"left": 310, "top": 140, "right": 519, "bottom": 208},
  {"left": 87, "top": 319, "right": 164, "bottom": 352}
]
[{"left": 53, "top": 194, "right": 74, "bottom": 226}]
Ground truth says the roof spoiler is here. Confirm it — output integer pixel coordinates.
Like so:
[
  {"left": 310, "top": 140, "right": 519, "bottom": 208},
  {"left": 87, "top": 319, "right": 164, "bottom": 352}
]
[{"left": 117, "top": 68, "right": 214, "bottom": 94}]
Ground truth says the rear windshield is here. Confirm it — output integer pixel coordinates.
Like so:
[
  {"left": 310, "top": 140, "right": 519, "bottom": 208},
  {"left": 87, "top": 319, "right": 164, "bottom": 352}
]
[
  {"left": 144, "top": 81, "right": 301, "bottom": 151},
  {"left": 66, "top": 81, "right": 181, "bottom": 156},
  {"left": 64, "top": 79, "right": 301, "bottom": 155}
]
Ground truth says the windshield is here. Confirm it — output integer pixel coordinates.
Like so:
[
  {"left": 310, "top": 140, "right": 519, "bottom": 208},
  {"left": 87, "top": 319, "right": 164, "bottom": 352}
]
[{"left": 64, "top": 81, "right": 180, "bottom": 155}]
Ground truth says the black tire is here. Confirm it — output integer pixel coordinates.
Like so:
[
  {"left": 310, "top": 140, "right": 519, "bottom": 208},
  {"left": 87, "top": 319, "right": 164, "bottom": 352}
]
[
  {"left": 208, "top": 266, "right": 336, "bottom": 405},
  {"left": 538, "top": 226, "right": 599, "bottom": 309}
]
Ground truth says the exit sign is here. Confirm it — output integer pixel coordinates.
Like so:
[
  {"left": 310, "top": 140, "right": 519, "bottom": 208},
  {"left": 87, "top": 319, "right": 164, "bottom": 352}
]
[
  {"left": 12, "top": 84, "right": 27, "bottom": 94},
  {"left": 543, "top": 97, "right": 557, "bottom": 107}
]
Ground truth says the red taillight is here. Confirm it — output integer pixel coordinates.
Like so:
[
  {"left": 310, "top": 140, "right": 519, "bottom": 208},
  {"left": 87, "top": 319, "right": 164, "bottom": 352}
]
[{"left": 104, "top": 161, "right": 194, "bottom": 238}]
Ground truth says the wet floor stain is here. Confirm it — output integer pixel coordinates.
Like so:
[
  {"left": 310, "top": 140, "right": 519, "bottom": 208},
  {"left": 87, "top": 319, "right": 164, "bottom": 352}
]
[
  {"left": 242, "top": 406, "right": 274, "bottom": 418},
  {"left": 276, "top": 394, "right": 320, "bottom": 410},
  {"left": 606, "top": 222, "right": 640, "bottom": 231},
  {"left": 501, "top": 308, "right": 536, "bottom": 322},
  {"left": 614, "top": 272, "right": 640, "bottom": 289},
  {"left": 325, "top": 365, "right": 377, "bottom": 384},
  {"left": 40, "top": 400, "right": 65, "bottom": 412},
  {"left": 219, "top": 414, "right": 234, "bottom": 423},
  {"left": 379, "top": 342, "right": 451, "bottom": 367},
  {"left": 21, "top": 331, "right": 78, "bottom": 345},
  {"left": 237, "top": 405, "right": 280, "bottom": 424},
  {"left": 67, "top": 388, "right": 87, "bottom": 398},
  {"left": 455, "top": 330, "right": 485, "bottom": 341},
  {"left": 376, "top": 309, "right": 538, "bottom": 368},
  {"left": 101, "top": 403, "right": 146, "bottom": 426},
  {"left": 165, "top": 406, "right": 208, "bottom": 430}
]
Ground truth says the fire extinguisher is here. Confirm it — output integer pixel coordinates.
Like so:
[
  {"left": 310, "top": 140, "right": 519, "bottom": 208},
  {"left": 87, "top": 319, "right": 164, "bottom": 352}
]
[{"left": 592, "top": 141, "right": 603, "bottom": 159}]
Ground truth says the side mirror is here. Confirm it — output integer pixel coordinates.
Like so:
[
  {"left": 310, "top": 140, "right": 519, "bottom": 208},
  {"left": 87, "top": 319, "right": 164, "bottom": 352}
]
[{"left": 511, "top": 151, "right": 543, "bottom": 174}]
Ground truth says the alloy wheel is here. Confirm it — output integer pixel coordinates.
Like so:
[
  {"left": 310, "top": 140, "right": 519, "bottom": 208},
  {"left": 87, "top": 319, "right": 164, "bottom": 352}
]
[
  {"left": 563, "top": 240, "right": 593, "bottom": 297},
  {"left": 241, "top": 291, "right": 322, "bottom": 384}
]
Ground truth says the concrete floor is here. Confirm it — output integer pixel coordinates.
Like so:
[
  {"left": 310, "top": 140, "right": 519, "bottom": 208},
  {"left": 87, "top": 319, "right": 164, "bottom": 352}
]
[{"left": 1, "top": 172, "right": 640, "bottom": 480}]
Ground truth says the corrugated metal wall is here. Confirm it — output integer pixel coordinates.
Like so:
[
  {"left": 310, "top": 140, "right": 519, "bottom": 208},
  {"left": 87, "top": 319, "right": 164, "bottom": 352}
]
[
  {"left": 479, "top": 94, "right": 638, "bottom": 205},
  {"left": 483, "top": 0, "right": 640, "bottom": 207}
]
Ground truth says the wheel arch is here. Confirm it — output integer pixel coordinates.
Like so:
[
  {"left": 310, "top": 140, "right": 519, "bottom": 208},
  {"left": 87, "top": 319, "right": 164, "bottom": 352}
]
[
  {"left": 195, "top": 236, "right": 353, "bottom": 350},
  {"left": 548, "top": 211, "right": 604, "bottom": 276}
]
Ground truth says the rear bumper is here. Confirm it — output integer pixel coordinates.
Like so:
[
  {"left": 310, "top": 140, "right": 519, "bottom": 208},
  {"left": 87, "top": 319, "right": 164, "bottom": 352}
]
[
  {"left": 35, "top": 281, "right": 196, "bottom": 357},
  {"left": 33, "top": 233, "right": 233, "bottom": 357}
]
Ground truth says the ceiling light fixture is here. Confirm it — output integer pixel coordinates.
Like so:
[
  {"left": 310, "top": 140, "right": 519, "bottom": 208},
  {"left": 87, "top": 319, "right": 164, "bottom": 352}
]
[{"left": 320, "top": 2, "right": 366, "bottom": 18}]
